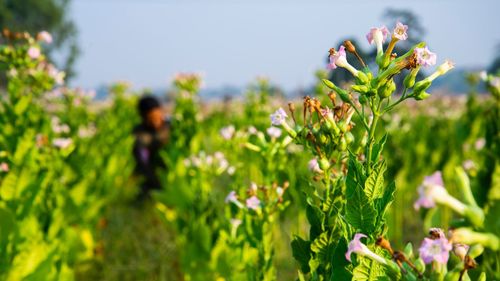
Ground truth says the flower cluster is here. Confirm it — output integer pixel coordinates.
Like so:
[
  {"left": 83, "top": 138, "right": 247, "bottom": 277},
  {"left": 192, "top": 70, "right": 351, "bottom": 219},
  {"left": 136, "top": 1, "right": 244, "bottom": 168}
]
[
  {"left": 324, "top": 22, "right": 453, "bottom": 102},
  {"left": 225, "top": 181, "right": 288, "bottom": 212},
  {"left": 183, "top": 151, "right": 235, "bottom": 175}
]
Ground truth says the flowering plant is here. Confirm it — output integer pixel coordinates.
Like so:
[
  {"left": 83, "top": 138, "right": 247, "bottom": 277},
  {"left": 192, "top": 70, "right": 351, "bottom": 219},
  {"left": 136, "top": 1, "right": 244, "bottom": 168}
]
[{"left": 271, "top": 23, "right": 461, "bottom": 280}]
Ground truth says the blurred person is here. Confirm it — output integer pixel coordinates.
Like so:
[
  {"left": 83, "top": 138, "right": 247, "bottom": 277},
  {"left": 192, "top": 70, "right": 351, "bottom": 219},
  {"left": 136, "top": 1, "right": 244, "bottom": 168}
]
[{"left": 133, "top": 95, "right": 170, "bottom": 200}]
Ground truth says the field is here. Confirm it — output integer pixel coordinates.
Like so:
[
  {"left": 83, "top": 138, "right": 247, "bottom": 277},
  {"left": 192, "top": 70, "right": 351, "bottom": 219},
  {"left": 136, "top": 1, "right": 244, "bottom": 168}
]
[{"left": 1, "top": 26, "right": 499, "bottom": 281}]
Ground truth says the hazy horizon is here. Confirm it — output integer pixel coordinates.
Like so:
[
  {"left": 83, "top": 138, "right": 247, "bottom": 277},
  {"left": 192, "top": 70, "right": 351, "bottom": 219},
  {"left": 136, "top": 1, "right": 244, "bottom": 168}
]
[{"left": 70, "top": 0, "right": 500, "bottom": 91}]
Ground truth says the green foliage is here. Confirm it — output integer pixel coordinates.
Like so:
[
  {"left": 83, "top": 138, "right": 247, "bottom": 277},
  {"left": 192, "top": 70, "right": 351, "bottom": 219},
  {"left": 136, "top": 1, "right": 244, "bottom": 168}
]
[{"left": 0, "top": 0, "right": 79, "bottom": 79}]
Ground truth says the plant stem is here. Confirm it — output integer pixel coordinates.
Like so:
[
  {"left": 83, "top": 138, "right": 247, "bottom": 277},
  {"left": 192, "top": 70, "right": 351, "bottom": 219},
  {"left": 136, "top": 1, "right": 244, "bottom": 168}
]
[
  {"left": 382, "top": 88, "right": 409, "bottom": 114},
  {"left": 366, "top": 100, "right": 382, "bottom": 174}
]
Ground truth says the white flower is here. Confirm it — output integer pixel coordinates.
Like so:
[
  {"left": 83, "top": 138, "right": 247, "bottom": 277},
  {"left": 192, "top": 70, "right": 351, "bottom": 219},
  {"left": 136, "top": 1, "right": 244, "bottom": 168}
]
[
  {"left": 266, "top": 126, "right": 282, "bottom": 138},
  {"left": 270, "top": 108, "right": 288, "bottom": 126},
  {"left": 37, "top": 31, "right": 53, "bottom": 44},
  {"left": 53, "top": 138, "right": 72, "bottom": 149},
  {"left": 220, "top": 125, "right": 235, "bottom": 140}
]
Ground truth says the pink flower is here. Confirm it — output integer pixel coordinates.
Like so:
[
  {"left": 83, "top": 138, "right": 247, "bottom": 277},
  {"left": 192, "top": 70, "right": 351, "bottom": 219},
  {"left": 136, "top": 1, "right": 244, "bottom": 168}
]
[
  {"left": 475, "top": 138, "right": 486, "bottom": 150},
  {"left": 266, "top": 126, "right": 282, "bottom": 138},
  {"left": 220, "top": 125, "right": 235, "bottom": 140},
  {"left": 346, "top": 233, "right": 387, "bottom": 265},
  {"left": 248, "top": 126, "right": 258, "bottom": 135},
  {"left": 52, "top": 138, "right": 72, "bottom": 149},
  {"left": 414, "top": 47, "right": 437, "bottom": 67},
  {"left": 414, "top": 171, "right": 445, "bottom": 209},
  {"left": 327, "top": 46, "right": 359, "bottom": 76},
  {"left": 246, "top": 196, "right": 261, "bottom": 210},
  {"left": 225, "top": 191, "right": 238, "bottom": 204},
  {"left": 37, "top": 31, "right": 53, "bottom": 44},
  {"left": 462, "top": 160, "right": 475, "bottom": 171},
  {"left": 0, "top": 162, "right": 9, "bottom": 172},
  {"left": 28, "top": 47, "right": 41, "bottom": 59},
  {"left": 270, "top": 108, "right": 288, "bottom": 126},
  {"left": 230, "top": 218, "right": 242, "bottom": 229},
  {"left": 47, "top": 64, "right": 65, "bottom": 85},
  {"left": 327, "top": 46, "right": 346, "bottom": 70},
  {"left": 392, "top": 22, "right": 408, "bottom": 41},
  {"left": 308, "top": 158, "right": 322, "bottom": 174},
  {"left": 346, "top": 233, "right": 367, "bottom": 262},
  {"left": 366, "top": 26, "right": 389, "bottom": 45},
  {"left": 418, "top": 236, "right": 452, "bottom": 264}
]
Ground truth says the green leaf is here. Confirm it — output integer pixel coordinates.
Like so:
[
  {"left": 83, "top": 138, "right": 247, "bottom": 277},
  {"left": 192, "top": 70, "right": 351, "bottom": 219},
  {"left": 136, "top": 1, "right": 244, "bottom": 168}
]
[
  {"left": 291, "top": 236, "right": 311, "bottom": 274},
  {"left": 306, "top": 204, "right": 324, "bottom": 240},
  {"left": 484, "top": 199, "right": 500, "bottom": 235},
  {"left": 346, "top": 181, "right": 377, "bottom": 233},
  {"left": 330, "top": 238, "right": 352, "bottom": 281},
  {"left": 310, "top": 231, "right": 330, "bottom": 261},
  {"left": 14, "top": 95, "right": 31, "bottom": 116},
  {"left": 375, "top": 181, "right": 396, "bottom": 220},
  {"left": 364, "top": 161, "right": 387, "bottom": 200},
  {"left": 0, "top": 207, "right": 16, "bottom": 252},
  {"left": 371, "top": 134, "right": 388, "bottom": 163},
  {"left": 352, "top": 247, "right": 393, "bottom": 281},
  {"left": 347, "top": 156, "right": 367, "bottom": 187}
]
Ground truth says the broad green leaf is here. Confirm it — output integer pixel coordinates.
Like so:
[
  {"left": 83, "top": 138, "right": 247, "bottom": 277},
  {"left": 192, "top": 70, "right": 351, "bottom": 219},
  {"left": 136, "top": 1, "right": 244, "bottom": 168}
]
[
  {"left": 351, "top": 247, "right": 394, "bottom": 281},
  {"left": 375, "top": 181, "right": 396, "bottom": 221},
  {"left": 346, "top": 181, "right": 376, "bottom": 233},
  {"left": 310, "top": 231, "right": 330, "bottom": 261},
  {"left": 371, "top": 134, "right": 388, "bottom": 163},
  {"left": 0, "top": 207, "right": 16, "bottom": 252},
  {"left": 291, "top": 236, "right": 311, "bottom": 274},
  {"left": 484, "top": 199, "right": 500, "bottom": 235},
  {"left": 14, "top": 95, "right": 31, "bottom": 116},
  {"left": 330, "top": 238, "right": 352, "bottom": 281},
  {"left": 364, "top": 161, "right": 386, "bottom": 200},
  {"left": 306, "top": 204, "right": 324, "bottom": 240},
  {"left": 0, "top": 171, "right": 18, "bottom": 200},
  {"left": 347, "top": 156, "right": 367, "bottom": 189}
]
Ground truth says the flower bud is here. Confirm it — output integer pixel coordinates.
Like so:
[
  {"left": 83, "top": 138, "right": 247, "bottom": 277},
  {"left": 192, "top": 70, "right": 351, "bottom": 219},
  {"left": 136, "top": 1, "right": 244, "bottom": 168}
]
[
  {"left": 451, "top": 228, "right": 499, "bottom": 251},
  {"left": 404, "top": 67, "right": 420, "bottom": 88},
  {"left": 318, "top": 133, "right": 328, "bottom": 145},
  {"left": 345, "top": 132, "right": 355, "bottom": 144},
  {"left": 415, "top": 258, "right": 425, "bottom": 273},
  {"left": 412, "top": 80, "right": 431, "bottom": 94},
  {"left": 356, "top": 71, "right": 370, "bottom": 84},
  {"left": 378, "top": 79, "right": 396, "bottom": 98},
  {"left": 403, "top": 242, "right": 413, "bottom": 258},
  {"left": 352, "top": 84, "right": 369, "bottom": 94},
  {"left": 414, "top": 91, "right": 430, "bottom": 101},
  {"left": 452, "top": 243, "right": 469, "bottom": 261},
  {"left": 318, "top": 158, "right": 330, "bottom": 170},
  {"left": 339, "top": 137, "right": 347, "bottom": 151},
  {"left": 322, "top": 79, "right": 350, "bottom": 102},
  {"left": 338, "top": 120, "right": 349, "bottom": 133},
  {"left": 467, "top": 244, "right": 484, "bottom": 259}
]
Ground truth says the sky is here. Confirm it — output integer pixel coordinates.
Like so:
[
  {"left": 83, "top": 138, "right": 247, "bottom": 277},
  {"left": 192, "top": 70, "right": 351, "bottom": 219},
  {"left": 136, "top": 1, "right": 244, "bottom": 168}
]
[{"left": 70, "top": 0, "right": 500, "bottom": 91}]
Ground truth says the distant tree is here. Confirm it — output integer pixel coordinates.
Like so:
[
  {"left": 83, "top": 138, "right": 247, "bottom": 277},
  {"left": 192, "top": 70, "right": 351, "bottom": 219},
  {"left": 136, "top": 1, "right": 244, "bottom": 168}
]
[
  {"left": 327, "top": 9, "right": 426, "bottom": 92},
  {"left": 488, "top": 43, "right": 500, "bottom": 75},
  {"left": 0, "top": 0, "right": 79, "bottom": 80}
]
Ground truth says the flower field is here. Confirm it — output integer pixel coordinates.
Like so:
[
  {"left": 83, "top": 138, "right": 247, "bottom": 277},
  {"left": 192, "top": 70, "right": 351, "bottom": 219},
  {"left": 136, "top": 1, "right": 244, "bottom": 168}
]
[{"left": 0, "top": 23, "right": 499, "bottom": 281}]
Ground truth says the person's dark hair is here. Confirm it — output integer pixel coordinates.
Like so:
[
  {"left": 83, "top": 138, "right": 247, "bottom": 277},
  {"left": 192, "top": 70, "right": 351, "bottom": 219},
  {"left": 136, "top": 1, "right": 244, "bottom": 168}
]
[{"left": 138, "top": 95, "right": 160, "bottom": 118}]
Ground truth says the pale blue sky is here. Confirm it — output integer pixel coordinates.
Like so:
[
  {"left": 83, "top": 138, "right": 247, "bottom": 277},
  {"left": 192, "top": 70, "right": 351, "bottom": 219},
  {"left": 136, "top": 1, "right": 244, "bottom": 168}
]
[{"left": 70, "top": 0, "right": 500, "bottom": 91}]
